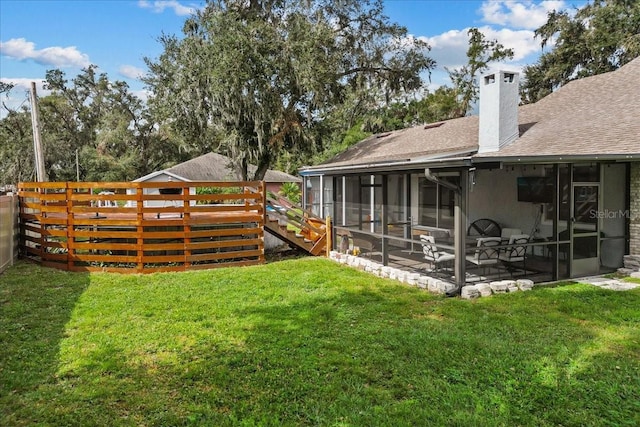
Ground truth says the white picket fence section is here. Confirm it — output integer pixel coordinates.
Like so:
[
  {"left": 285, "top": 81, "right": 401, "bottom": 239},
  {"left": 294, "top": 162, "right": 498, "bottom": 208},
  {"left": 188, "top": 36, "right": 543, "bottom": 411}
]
[{"left": 0, "top": 194, "right": 19, "bottom": 274}]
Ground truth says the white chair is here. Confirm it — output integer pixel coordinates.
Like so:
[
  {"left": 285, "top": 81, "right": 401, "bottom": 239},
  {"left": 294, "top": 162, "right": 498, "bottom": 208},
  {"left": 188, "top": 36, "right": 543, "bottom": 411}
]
[
  {"left": 420, "top": 234, "right": 455, "bottom": 275},
  {"left": 501, "top": 228, "right": 522, "bottom": 240},
  {"left": 466, "top": 237, "right": 501, "bottom": 278},
  {"left": 498, "top": 234, "right": 529, "bottom": 277}
]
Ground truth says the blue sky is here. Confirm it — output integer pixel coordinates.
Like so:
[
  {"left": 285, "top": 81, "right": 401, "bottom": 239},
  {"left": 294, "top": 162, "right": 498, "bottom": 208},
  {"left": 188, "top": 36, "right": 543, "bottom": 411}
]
[{"left": 1, "top": 0, "right": 589, "bottom": 113}]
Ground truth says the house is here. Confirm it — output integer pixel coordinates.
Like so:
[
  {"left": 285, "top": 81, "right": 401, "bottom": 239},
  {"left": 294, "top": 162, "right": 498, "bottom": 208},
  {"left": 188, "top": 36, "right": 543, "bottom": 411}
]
[
  {"left": 299, "top": 57, "right": 640, "bottom": 289},
  {"left": 131, "top": 152, "right": 301, "bottom": 250},
  {"left": 134, "top": 152, "right": 300, "bottom": 195},
  {"left": 129, "top": 152, "right": 300, "bottom": 207}
]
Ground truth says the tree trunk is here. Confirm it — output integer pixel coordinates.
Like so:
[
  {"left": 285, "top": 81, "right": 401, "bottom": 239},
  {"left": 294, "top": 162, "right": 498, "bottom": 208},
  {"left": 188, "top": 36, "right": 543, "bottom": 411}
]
[{"left": 252, "top": 152, "right": 271, "bottom": 181}]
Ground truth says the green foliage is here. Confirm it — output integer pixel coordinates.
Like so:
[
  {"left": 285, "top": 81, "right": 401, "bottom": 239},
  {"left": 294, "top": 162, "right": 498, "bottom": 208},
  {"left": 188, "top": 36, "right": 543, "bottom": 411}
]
[
  {"left": 446, "top": 28, "right": 514, "bottom": 117},
  {"left": 521, "top": 0, "right": 640, "bottom": 103},
  {"left": 335, "top": 27, "right": 513, "bottom": 140},
  {"left": 196, "top": 185, "right": 242, "bottom": 204},
  {"left": 0, "top": 67, "right": 190, "bottom": 185},
  {"left": 144, "top": 0, "right": 433, "bottom": 180},
  {"left": 361, "top": 86, "right": 462, "bottom": 134},
  {"left": 0, "top": 106, "right": 34, "bottom": 185},
  {"left": 277, "top": 182, "right": 301, "bottom": 204},
  {"left": 2, "top": 260, "right": 639, "bottom": 426},
  {"left": 313, "top": 122, "right": 371, "bottom": 164}
]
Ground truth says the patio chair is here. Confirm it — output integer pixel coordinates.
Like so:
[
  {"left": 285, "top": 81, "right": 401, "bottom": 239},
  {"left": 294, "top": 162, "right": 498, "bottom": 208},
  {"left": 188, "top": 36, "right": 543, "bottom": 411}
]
[
  {"left": 467, "top": 218, "right": 501, "bottom": 238},
  {"left": 466, "top": 237, "right": 501, "bottom": 278},
  {"left": 420, "top": 234, "right": 455, "bottom": 275},
  {"left": 498, "top": 234, "right": 529, "bottom": 277},
  {"left": 500, "top": 228, "right": 521, "bottom": 241}
]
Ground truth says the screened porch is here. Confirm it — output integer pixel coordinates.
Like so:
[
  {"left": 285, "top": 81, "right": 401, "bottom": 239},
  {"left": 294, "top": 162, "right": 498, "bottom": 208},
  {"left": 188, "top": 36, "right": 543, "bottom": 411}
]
[{"left": 302, "top": 162, "right": 629, "bottom": 287}]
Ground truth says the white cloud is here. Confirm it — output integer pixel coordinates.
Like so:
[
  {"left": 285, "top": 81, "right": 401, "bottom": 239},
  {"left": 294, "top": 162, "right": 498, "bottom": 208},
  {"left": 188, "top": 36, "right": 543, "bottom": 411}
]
[
  {"left": 119, "top": 65, "right": 146, "bottom": 80},
  {"left": 480, "top": 0, "right": 566, "bottom": 30},
  {"left": 138, "top": 0, "right": 198, "bottom": 16},
  {"left": 0, "top": 38, "right": 91, "bottom": 68},
  {"left": 420, "top": 26, "right": 539, "bottom": 71}
]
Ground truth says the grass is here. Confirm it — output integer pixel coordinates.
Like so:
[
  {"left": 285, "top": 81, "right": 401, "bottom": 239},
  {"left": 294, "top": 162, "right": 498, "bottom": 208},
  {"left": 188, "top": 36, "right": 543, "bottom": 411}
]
[{"left": 1, "top": 259, "right": 639, "bottom": 426}]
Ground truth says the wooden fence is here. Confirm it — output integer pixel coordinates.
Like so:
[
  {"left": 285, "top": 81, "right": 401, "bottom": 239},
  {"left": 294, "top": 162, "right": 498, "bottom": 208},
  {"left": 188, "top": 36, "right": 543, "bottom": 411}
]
[{"left": 18, "top": 181, "right": 266, "bottom": 273}]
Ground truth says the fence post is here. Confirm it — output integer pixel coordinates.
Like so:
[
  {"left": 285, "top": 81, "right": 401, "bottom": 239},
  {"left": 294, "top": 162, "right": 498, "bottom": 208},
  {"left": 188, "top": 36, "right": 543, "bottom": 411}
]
[
  {"left": 66, "top": 182, "right": 73, "bottom": 271},
  {"left": 136, "top": 183, "right": 144, "bottom": 273},
  {"left": 326, "top": 215, "right": 332, "bottom": 257},
  {"left": 183, "top": 183, "right": 191, "bottom": 271}
]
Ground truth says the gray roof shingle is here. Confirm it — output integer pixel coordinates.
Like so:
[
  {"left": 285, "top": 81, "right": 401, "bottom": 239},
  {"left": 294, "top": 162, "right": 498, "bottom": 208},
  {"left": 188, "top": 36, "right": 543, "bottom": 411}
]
[{"left": 164, "top": 152, "right": 300, "bottom": 182}]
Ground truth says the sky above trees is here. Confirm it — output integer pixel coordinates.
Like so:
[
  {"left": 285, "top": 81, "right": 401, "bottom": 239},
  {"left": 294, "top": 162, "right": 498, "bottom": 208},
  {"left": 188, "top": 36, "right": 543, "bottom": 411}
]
[{"left": 1, "top": 0, "right": 589, "bottom": 116}]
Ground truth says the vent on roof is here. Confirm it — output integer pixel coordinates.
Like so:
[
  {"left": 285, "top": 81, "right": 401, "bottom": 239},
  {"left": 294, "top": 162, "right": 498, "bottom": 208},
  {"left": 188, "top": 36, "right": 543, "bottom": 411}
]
[{"left": 424, "top": 122, "right": 444, "bottom": 130}]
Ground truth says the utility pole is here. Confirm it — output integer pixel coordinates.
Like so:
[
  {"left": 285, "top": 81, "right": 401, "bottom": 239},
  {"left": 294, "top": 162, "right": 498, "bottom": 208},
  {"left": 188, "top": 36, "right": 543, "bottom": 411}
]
[
  {"left": 76, "top": 149, "right": 80, "bottom": 181},
  {"left": 29, "top": 82, "right": 47, "bottom": 182}
]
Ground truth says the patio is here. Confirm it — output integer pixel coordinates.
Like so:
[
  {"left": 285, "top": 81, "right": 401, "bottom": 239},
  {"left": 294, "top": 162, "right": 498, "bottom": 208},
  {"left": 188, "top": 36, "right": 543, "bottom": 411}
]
[{"left": 334, "top": 223, "right": 562, "bottom": 286}]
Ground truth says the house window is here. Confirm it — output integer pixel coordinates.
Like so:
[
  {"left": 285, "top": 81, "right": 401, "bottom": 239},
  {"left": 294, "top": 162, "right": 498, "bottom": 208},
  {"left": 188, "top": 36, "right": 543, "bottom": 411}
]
[
  {"left": 306, "top": 176, "right": 321, "bottom": 216},
  {"left": 417, "top": 176, "right": 458, "bottom": 228},
  {"left": 544, "top": 165, "right": 570, "bottom": 223}
]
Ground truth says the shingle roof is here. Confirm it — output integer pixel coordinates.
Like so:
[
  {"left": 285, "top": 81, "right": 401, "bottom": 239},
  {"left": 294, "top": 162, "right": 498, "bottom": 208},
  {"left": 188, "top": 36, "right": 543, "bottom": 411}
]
[
  {"left": 319, "top": 117, "right": 479, "bottom": 168},
  {"left": 307, "top": 57, "right": 640, "bottom": 171},
  {"left": 162, "top": 152, "right": 300, "bottom": 182},
  {"left": 478, "top": 57, "right": 640, "bottom": 159}
]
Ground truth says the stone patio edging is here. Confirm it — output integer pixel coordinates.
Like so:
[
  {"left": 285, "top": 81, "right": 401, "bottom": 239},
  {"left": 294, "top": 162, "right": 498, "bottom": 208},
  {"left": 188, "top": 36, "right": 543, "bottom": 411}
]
[{"left": 329, "top": 251, "right": 535, "bottom": 298}]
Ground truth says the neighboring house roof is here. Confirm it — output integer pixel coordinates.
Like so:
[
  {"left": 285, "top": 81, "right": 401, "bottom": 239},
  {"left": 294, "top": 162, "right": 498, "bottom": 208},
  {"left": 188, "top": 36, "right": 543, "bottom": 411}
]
[
  {"left": 133, "top": 170, "right": 190, "bottom": 183},
  {"left": 136, "top": 152, "right": 300, "bottom": 183},
  {"left": 303, "top": 57, "right": 640, "bottom": 173}
]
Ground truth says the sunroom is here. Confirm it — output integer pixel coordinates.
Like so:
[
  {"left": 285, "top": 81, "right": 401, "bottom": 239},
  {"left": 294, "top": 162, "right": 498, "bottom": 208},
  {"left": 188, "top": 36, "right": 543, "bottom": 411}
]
[{"left": 299, "top": 60, "right": 640, "bottom": 291}]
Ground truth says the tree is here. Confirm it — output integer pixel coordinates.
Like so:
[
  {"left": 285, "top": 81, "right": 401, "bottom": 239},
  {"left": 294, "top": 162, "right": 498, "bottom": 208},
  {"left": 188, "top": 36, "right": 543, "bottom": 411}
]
[
  {"left": 0, "top": 83, "right": 36, "bottom": 185},
  {"left": 144, "top": 0, "right": 434, "bottom": 180},
  {"left": 0, "top": 67, "right": 188, "bottom": 184},
  {"left": 521, "top": 0, "right": 640, "bottom": 103},
  {"left": 446, "top": 28, "right": 514, "bottom": 117},
  {"left": 42, "top": 67, "right": 179, "bottom": 181}
]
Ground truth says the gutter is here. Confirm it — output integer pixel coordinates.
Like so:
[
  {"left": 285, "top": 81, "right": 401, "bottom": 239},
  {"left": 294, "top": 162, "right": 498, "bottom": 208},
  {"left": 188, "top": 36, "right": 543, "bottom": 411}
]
[
  {"left": 473, "top": 153, "right": 640, "bottom": 165},
  {"left": 300, "top": 152, "right": 640, "bottom": 176},
  {"left": 299, "top": 150, "right": 477, "bottom": 176}
]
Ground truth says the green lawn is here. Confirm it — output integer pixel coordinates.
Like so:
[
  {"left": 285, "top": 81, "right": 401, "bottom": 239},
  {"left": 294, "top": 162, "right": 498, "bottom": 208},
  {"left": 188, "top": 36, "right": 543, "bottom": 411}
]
[{"left": 1, "top": 259, "right": 639, "bottom": 426}]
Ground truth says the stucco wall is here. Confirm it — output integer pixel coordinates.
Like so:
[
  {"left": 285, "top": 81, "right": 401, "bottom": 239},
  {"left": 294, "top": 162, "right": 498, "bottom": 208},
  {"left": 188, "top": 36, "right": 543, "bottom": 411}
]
[
  {"left": 630, "top": 162, "right": 640, "bottom": 255},
  {"left": 468, "top": 167, "right": 548, "bottom": 238}
]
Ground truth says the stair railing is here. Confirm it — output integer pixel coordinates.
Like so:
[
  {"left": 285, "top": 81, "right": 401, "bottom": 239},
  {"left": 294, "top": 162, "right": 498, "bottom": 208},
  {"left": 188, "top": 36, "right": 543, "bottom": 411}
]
[{"left": 265, "top": 195, "right": 326, "bottom": 242}]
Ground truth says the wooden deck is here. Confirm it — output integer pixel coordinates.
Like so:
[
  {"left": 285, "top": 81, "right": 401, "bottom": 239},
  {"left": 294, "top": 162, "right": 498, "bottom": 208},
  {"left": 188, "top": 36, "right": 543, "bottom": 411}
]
[{"left": 18, "top": 181, "right": 267, "bottom": 273}]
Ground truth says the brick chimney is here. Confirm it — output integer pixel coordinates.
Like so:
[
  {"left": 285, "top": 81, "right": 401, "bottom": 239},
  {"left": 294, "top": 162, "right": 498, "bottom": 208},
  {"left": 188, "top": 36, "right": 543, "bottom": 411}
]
[{"left": 478, "top": 70, "right": 519, "bottom": 153}]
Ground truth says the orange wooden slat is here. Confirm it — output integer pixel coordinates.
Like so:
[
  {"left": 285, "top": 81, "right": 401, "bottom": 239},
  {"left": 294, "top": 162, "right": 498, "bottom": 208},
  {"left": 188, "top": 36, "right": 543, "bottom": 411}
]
[
  {"left": 74, "top": 242, "right": 139, "bottom": 251},
  {"left": 187, "top": 238, "right": 262, "bottom": 251},
  {"left": 70, "top": 254, "right": 137, "bottom": 263},
  {"left": 188, "top": 249, "right": 262, "bottom": 262},
  {"left": 188, "top": 227, "right": 262, "bottom": 238}
]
